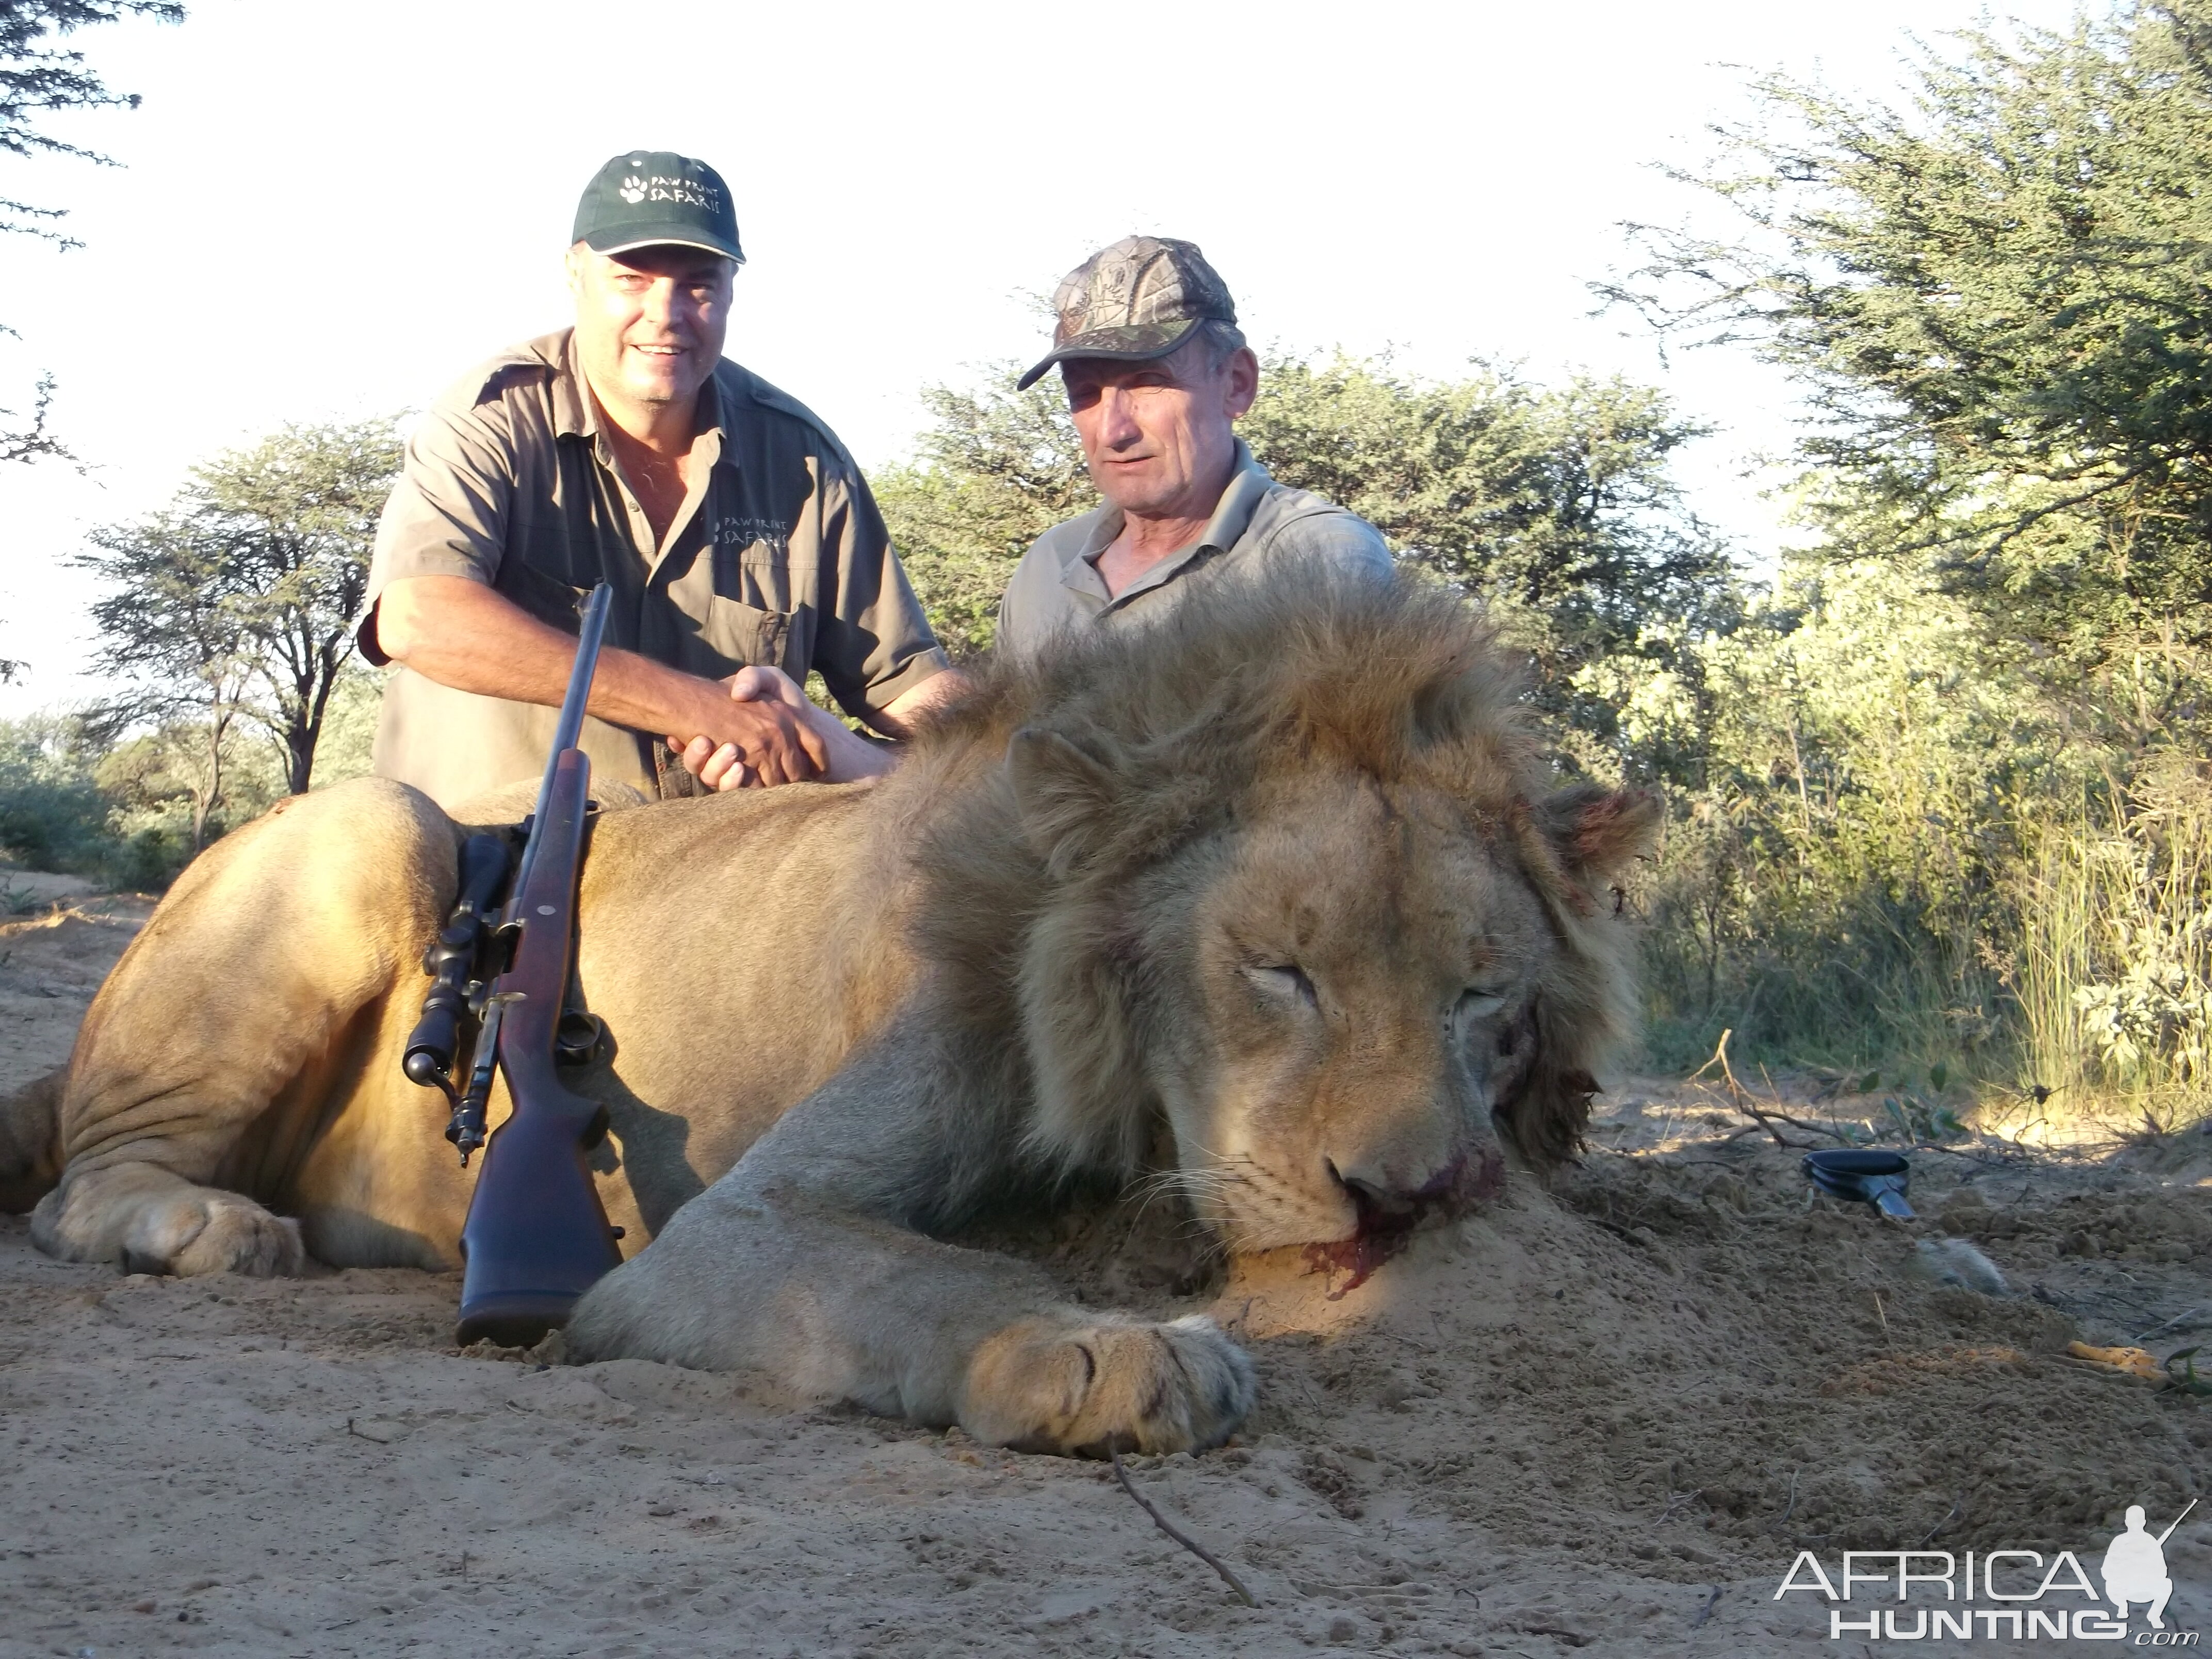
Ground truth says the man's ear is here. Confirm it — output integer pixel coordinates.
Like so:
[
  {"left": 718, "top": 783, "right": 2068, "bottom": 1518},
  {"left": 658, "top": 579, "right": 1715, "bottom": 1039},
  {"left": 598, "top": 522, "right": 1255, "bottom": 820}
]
[
  {"left": 1224, "top": 346, "right": 1259, "bottom": 420},
  {"left": 1536, "top": 783, "right": 1662, "bottom": 888},
  {"left": 1005, "top": 727, "right": 1117, "bottom": 877}
]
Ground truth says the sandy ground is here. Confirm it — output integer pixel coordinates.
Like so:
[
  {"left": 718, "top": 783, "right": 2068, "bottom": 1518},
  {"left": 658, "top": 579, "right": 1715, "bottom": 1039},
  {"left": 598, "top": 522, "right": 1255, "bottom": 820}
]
[
  {"left": 5, "top": 888, "right": 2212, "bottom": 1657},
  {"left": 0, "top": 888, "right": 153, "bottom": 1096}
]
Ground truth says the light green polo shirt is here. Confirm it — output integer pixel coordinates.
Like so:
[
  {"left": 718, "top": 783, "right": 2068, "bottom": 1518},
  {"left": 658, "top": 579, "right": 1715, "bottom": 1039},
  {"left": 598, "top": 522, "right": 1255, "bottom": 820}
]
[{"left": 995, "top": 441, "right": 1394, "bottom": 657}]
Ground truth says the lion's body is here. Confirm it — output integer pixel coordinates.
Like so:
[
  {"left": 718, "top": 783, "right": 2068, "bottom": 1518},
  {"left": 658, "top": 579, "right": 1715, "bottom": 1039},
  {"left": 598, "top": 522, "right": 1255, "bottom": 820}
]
[
  {"left": 27, "top": 774, "right": 910, "bottom": 1275},
  {"left": 5, "top": 567, "right": 1655, "bottom": 1454}
]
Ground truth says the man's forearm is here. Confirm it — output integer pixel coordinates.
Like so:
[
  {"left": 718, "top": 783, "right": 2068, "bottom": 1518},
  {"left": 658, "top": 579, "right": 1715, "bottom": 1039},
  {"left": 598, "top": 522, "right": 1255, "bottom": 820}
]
[
  {"left": 376, "top": 575, "right": 722, "bottom": 739},
  {"left": 872, "top": 667, "right": 970, "bottom": 739}
]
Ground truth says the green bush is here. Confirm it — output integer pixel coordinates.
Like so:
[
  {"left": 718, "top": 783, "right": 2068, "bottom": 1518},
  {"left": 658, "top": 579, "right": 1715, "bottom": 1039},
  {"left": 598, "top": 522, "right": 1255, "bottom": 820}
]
[
  {"left": 0, "top": 708, "right": 301, "bottom": 892},
  {"left": 0, "top": 715, "right": 128, "bottom": 877}
]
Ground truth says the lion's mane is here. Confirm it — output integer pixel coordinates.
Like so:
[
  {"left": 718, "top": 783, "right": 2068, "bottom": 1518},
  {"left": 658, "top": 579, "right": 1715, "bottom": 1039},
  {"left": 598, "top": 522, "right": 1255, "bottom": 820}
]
[{"left": 887, "top": 562, "right": 1642, "bottom": 1209}]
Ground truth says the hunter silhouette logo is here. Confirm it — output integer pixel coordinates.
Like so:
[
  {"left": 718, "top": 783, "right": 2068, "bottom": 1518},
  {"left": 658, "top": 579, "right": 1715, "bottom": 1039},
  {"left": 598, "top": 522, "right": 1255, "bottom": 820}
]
[
  {"left": 2105, "top": 1502, "right": 2192, "bottom": 1630},
  {"left": 1774, "top": 1498, "right": 2200, "bottom": 1641}
]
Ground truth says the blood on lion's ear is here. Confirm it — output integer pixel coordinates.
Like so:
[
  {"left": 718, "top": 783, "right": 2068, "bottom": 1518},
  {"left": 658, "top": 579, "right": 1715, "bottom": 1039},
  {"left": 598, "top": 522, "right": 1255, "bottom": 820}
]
[
  {"left": 1005, "top": 726, "right": 1118, "bottom": 877},
  {"left": 1528, "top": 783, "right": 1661, "bottom": 908}
]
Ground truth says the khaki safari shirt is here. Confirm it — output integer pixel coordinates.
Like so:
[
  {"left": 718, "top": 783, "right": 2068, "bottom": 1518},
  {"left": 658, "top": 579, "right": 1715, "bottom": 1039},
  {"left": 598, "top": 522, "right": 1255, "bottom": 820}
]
[
  {"left": 995, "top": 441, "right": 1394, "bottom": 657},
  {"left": 361, "top": 330, "right": 949, "bottom": 810}
]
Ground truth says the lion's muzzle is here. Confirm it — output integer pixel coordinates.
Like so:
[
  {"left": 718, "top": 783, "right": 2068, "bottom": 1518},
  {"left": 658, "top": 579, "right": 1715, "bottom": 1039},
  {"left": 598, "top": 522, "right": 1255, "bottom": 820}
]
[{"left": 1303, "top": 1144, "right": 1502, "bottom": 1296}]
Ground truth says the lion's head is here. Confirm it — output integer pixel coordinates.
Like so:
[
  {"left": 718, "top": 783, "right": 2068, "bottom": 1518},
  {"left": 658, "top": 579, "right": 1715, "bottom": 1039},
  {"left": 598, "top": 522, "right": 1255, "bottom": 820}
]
[{"left": 910, "top": 564, "right": 1657, "bottom": 1270}]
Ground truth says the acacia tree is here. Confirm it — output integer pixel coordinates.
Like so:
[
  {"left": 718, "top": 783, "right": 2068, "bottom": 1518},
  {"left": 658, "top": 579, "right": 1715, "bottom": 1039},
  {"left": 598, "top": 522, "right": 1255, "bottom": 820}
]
[
  {"left": 197, "top": 420, "right": 400, "bottom": 792},
  {"left": 0, "top": 0, "right": 183, "bottom": 465},
  {"left": 75, "top": 419, "right": 401, "bottom": 828},
  {"left": 0, "top": 0, "right": 182, "bottom": 684},
  {"left": 76, "top": 511, "right": 249, "bottom": 849},
  {"left": 1603, "top": 0, "right": 2212, "bottom": 666}
]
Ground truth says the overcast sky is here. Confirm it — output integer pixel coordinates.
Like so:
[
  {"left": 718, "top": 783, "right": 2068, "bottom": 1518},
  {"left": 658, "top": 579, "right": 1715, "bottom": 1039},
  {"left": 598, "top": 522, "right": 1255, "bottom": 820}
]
[{"left": 0, "top": 0, "right": 2081, "bottom": 715}]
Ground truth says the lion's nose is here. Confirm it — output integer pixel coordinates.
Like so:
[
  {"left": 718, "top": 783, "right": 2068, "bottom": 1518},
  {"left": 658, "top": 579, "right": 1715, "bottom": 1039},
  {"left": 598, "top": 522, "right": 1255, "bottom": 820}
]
[
  {"left": 1331, "top": 1149, "right": 1502, "bottom": 1226},
  {"left": 1335, "top": 1170, "right": 1403, "bottom": 1230}
]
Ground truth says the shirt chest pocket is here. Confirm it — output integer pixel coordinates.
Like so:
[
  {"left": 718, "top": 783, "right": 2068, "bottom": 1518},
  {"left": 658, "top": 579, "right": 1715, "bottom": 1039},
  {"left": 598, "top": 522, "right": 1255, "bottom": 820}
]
[
  {"left": 693, "top": 593, "right": 799, "bottom": 680},
  {"left": 672, "top": 531, "right": 803, "bottom": 678}
]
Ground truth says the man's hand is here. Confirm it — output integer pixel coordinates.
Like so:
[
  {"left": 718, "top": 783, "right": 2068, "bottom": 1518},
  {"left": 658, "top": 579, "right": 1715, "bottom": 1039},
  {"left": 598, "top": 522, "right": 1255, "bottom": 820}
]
[
  {"left": 671, "top": 682, "right": 829, "bottom": 787},
  {"left": 671, "top": 666, "right": 888, "bottom": 789},
  {"left": 376, "top": 575, "right": 827, "bottom": 785}
]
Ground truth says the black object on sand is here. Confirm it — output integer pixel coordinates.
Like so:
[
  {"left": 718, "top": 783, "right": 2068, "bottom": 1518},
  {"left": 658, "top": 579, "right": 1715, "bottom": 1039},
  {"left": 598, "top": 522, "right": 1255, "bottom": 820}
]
[{"left": 1802, "top": 1149, "right": 1914, "bottom": 1218}]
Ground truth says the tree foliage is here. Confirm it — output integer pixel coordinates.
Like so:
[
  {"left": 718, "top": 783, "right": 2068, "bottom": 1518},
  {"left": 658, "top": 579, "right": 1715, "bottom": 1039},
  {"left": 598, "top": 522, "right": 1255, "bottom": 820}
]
[
  {"left": 1607, "top": 0, "right": 2212, "bottom": 663},
  {"left": 1242, "top": 356, "right": 1730, "bottom": 695},
  {"left": 73, "top": 419, "right": 399, "bottom": 835},
  {"left": 75, "top": 508, "right": 248, "bottom": 848},
  {"left": 1580, "top": 557, "right": 2059, "bottom": 1065},
  {"left": 875, "top": 353, "right": 1729, "bottom": 685},
  {"left": 0, "top": 0, "right": 182, "bottom": 238},
  {"left": 193, "top": 421, "right": 399, "bottom": 792},
  {"left": 870, "top": 373, "right": 1093, "bottom": 659},
  {"left": 0, "top": 0, "right": 181, "bottom": 471}
]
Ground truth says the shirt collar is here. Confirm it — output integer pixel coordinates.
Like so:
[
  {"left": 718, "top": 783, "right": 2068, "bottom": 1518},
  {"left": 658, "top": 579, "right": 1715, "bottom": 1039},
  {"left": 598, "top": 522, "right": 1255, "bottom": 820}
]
[
  {"left": 1065, "top": 438, "right": 1275, "bottom": 605},
  {"left": 550, "top": 329, "right": 594, "bottom": 440}
]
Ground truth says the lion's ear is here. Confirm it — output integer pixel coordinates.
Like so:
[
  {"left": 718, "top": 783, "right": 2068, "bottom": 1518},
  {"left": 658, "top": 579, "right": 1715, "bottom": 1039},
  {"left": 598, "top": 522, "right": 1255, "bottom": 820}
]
[
  {"left": 1536, "top": 784, "right": 1661, "bottom": 887},
  {"left": 1006, "top": 727, "right": 1117, "bottom": 877}
]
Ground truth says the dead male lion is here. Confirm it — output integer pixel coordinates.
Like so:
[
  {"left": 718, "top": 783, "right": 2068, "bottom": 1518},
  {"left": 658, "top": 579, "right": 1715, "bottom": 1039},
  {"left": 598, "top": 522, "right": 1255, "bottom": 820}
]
[{"left": 5, "top": 566, "right": 1655, "bottom": 1455}]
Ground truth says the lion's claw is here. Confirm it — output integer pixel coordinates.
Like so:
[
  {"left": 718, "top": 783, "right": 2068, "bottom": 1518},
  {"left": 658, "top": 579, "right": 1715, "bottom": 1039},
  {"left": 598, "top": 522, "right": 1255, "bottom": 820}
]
[{"left": 961, "top": 1312, "right": 1256, "bottom": 1456}]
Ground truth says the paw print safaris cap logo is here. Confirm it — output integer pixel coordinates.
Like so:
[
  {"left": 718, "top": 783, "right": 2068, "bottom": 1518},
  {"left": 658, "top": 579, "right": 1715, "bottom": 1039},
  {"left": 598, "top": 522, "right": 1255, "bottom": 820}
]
[{"left": 573, "top": 150, "right": 743, "bottom": 264}]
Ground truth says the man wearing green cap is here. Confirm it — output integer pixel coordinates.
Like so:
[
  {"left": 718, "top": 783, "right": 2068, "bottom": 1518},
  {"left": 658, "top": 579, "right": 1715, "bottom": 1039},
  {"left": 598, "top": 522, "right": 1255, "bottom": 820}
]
[
  {"left": 996, "top": 236, "right": 1393, "bottom": 656},
  {"left": 360, "top": 151, "right": 958, "bottom": 809}
]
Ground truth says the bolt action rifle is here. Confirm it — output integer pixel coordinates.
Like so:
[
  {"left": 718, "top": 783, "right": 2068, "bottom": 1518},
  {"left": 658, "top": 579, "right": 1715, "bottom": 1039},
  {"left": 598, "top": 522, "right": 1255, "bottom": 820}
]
[{"left": 400, "top": 581, "right": 624, "bottom": 1347}]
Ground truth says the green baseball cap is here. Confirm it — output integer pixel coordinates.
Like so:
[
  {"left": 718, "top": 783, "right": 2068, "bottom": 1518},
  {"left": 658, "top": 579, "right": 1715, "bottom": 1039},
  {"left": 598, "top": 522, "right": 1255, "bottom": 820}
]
[
  {"left": 572, "top": 151, "right": 744, "bottom": 265},
  {"left": 1016, "top": 235, "right": 1238, "bottom": 391}
]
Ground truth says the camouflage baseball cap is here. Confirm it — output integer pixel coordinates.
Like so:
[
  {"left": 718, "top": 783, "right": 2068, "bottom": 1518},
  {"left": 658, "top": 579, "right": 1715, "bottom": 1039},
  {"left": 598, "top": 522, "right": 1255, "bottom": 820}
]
[
  {"left": 1015, "top": 235, "right": 1238, "bottom": 391},
  {"left": 573, "top": 150, "right": 744, "bottom": 264}
]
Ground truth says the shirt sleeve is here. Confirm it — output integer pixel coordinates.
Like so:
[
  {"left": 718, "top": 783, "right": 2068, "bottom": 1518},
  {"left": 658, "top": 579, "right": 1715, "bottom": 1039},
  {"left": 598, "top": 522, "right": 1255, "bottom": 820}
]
[
  {"left": 995, "top": 542, "right": 1051, "bottom": 661},
  {"left": 356, "top": 401, "right": 517, "bottom": 665},
  {"left": 808, "top": 461, "right": 951, "bottom": 722},
  {"left": 1267, "top": 508, "right": 1397, "bottom": 583}
]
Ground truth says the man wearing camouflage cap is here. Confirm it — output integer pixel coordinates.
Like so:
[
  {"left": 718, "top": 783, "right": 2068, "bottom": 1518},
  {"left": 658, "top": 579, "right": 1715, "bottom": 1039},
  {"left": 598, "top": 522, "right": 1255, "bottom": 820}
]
[
  {"left": 361, "top": 150, "right": 959, "bottom": 809},
  {"left": 996, "top": 236, "right": 1393, "bottom": 656}
]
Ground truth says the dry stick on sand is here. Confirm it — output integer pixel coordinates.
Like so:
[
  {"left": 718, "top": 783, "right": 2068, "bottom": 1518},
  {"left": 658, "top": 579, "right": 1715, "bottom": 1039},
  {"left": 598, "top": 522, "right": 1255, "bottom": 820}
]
[
  {"left": 1919, "top": 1498, "right": 1965, "bottom": 1548},
  {"left": 1774, "top": 1468, "right": 1800, "bottom": 1531},
  {"left": 1687, "top": 1030, "right": 1834, "bottom": 1149},
  {"left": 2134, "top": 1306, "right": 2207, "bottom": 1344},
  {"left": 1110, "top": 1450, "right": 1259, "bottom": 1608},
  {"left": 1691, "top": 1585, "right": 1721, "bottom": 1631}
]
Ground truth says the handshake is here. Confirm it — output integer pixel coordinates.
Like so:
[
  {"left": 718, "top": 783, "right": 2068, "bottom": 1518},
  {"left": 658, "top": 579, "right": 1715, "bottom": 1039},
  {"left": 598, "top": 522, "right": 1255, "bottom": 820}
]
[{"left": 665, "top": 664, "right": 891, "bottom": 790}]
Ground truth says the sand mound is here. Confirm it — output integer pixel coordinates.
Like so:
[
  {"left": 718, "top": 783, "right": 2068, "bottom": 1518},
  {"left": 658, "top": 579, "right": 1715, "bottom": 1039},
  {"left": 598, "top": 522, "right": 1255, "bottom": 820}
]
[{"left": 4, "top": 898, "right": 2209, "bottom": 1654}]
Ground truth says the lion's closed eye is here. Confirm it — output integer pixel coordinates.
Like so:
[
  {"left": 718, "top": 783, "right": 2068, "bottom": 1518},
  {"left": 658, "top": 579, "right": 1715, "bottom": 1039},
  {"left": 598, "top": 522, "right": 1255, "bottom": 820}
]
[
  {"left": 1245, "top": 963, "right": 1318, "bottom": 1010},
  {"left": 1456, "top": 986, "right": 1510, "bottom": 1020}
]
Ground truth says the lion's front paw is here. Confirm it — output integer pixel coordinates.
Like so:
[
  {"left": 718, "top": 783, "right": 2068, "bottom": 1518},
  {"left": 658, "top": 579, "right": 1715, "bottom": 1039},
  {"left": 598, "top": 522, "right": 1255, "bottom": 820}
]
[
  {"left": 150, "top": 1190, "right": 304, "bottom": 1276},
  {"left": 33, "top": 1170, "right": 304, "bottom": 1276},
  {"left": 960, "top": 1313, "right": 1256, "bottom": 1456}
]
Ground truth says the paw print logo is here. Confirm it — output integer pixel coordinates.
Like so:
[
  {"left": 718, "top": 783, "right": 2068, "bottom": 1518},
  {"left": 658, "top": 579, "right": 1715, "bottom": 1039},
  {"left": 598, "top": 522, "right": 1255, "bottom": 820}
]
[{"left": 619, "top": 176, "right": 647, "bottom": 204}]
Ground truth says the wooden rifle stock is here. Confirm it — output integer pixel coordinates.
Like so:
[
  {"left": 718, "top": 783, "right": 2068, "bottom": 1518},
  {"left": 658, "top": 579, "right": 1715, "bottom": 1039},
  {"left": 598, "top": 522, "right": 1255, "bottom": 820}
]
[{"left": 452, "top": 583, "right": 624, "bottom": 1347}]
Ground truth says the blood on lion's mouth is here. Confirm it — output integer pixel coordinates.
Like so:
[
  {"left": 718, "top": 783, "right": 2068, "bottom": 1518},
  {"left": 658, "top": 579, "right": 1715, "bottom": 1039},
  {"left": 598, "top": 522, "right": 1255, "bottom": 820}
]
[{"left": 1300, "top": 1149, "right": 1503, "bottom": 1299}]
